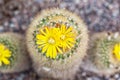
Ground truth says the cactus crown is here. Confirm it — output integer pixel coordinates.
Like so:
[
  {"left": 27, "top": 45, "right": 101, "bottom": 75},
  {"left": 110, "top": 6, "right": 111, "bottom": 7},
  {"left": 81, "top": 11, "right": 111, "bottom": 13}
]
[
  {"left": 33, "top": 9, "right": 81, "bottom": 60},
  {"left": 0, "top": 38, "right": 17, "bottom": 68},
  {"left": 92, "top": 33, "right": 120, "bottom": 69}
]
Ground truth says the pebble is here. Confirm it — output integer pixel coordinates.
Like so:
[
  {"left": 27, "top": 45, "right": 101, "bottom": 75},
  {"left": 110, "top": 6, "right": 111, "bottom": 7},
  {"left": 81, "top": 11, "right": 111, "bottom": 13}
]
[
  {"left": 59, "top": 2, "right": 67, "bottom": 9},
  {"left": 10, "top": 23, "right": 15, "bottom": 28},
  {"left": 35, "top": 0, "right": 44, "bottom": 3},
  {"left": 86, "top": 77, "right": 93, "bottom": 80},
  {"left": 0, "top": 26, "right": 4, "bottom": 31},
  {"left": 3, "top": 21, "right": 9, "bottom": 27},
  {"left": 74, "top": 0, "right": 80, "bottom": 4},
  {"left": 0, "top": 0, "right": 3, "bottom": 5},
  {"left": 118, "top": 78, "right": 120, "bottom": 80},
  {"left": 91, "top": 77, "right": 101, "bottom": 80},
  {"left": 114, "top": 74, "right": 119, "bottom": 79},
  {"left": 16, "top": 74, "right": 25, "bottom": 80},
  {"left": 112, "top": 10, "right": 119, "bottom": 17},
  {"left": 0, "top": 13, "right": 3, "bottom": 20},
  {"left": 105, "top": 75, "right": 111, "bottom": 80},
  {"left": 81, "top": 72, "right": 87, "bottom": 77}
]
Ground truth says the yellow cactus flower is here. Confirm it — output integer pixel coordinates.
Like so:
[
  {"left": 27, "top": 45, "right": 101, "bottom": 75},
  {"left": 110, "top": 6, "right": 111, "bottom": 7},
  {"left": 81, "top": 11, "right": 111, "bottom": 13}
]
[
  {"left": 59, "top": 24, "right": 77, "bottom": 52},
  {"left": 36, "top": 24, "right": 77, "bottom": 59},
  {"left": 0, "top": 43, "right": 11, "bottom": 66},
  {"left": 113, "top": 43, "right": 120, "bottom": 61},
  {"left": 36, "top": 27, "right": 62, "bottom": 59}
]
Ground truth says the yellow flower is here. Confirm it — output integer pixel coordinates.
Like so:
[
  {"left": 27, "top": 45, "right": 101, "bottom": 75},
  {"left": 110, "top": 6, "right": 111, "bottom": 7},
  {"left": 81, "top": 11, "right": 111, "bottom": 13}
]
[
  {"left": 36, "top": 24, "right": 77, "bottom": 59},
  {"left": 0, "top": 43, "right": 11, "bottom": 66},
  {"left": 36, "top": 27, "right": 62, "bottom": 59},
  {"left": 59, "top": 24, "right": 77, "bottom": 52},
  {"left": 113, "top": 43, "right": 120, "bottom": 61}
]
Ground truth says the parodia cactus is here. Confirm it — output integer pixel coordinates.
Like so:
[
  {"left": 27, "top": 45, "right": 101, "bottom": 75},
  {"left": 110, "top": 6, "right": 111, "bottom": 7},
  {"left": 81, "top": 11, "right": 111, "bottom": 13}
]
[
  {"left": 82, "top": 32, "right": 120, "bottom": 75},
  {"left": 0, "top": 33, "right": 30, "bottom": 73},
  {"left": 26, "top": 8, "right": 88, "bottom": 79}
]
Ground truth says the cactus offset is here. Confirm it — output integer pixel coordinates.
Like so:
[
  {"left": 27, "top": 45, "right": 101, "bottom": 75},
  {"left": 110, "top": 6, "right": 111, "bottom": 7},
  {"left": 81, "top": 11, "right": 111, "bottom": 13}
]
[
  {"left": 82, "top": 32, "right": 120, "bottom": 75},
  {"left": 0, "top": 33, "right": 30, "bottom": 73}
]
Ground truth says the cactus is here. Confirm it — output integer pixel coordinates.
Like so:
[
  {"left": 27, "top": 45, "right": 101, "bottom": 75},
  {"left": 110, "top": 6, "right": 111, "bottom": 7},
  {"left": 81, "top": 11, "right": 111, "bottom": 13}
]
[
  {"left": 0, "top": 33, "right": 30, "bottom": 73},
  {"left": 26, "top": 8, "right": 88, "bottom": 79},
  {"left": 83, "top": 32, "right": 120, "bottom": 75}
]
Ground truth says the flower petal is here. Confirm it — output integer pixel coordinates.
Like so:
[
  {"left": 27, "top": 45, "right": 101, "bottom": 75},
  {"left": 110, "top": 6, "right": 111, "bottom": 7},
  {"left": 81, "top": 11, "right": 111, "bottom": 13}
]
[
  {"left": 46, "top": 47, "right": 51, "bottom": 58},
  {"left": 61, "top": 24, "right": 66, "bottom": 32},
  {"left": 65, "top": 27, "right": 73, "bottom": 34},
  {"left": 36, "top": 34, "right": 46, "bottom": 40},
  {"left": 36, "top": 40, "right": 45, "bottom": 45},
  {"left": 40, "top": 29, "right": 47, "bottom": 36},
  {"left": 2, "top": 58, "right": 10, "bottom": 65},
  {"left": 42, "top": 44, "right": 49, "bottom": 53},
  {"left": 3, "top": 50, "right": 11, "bottom": 57},
  {"left": 53, "top": 46, "right": 57, "bottom": 59},
  {"left": 0, "top": 61, "right": 2, "bottom": 66},
  {"left": 56, "top": 46, "right": 62, "bottom": 53}
]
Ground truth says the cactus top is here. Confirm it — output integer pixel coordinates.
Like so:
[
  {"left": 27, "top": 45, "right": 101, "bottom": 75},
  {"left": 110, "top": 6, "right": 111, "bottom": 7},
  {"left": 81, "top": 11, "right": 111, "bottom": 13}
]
[
  {"left": 89, "top": 32, "right": 120, "bottom": 70},
  {"left": 33, "top": 9, "right": 82, "bottom": 60},
  {"left": 0, "top": 38, "right": 17, "bottom": 68},
  {"left": 35, "top": 24, "right": 77, "bottom": 59},
  {"left": 0, "top": 43, "right": 11, "bottom": 66}
]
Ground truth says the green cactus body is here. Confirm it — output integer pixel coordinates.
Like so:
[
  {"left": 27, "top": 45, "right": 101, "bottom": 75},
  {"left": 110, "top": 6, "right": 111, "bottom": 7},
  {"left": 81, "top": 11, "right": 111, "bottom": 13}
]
[
  {"left": 0, "top": 33, "right": 30, "bottom": 73},
  {"left": 26, "top": 8, "right": 88, "bottom": 79},
  {"left": 83, "top": 32, "right": 120, "bottom": 75}
]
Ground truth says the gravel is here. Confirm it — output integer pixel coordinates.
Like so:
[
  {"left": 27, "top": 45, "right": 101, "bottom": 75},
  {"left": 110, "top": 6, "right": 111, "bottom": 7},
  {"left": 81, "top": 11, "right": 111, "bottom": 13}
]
[{"left": 0, "top": 0, "right": 120, "bottom": 80}]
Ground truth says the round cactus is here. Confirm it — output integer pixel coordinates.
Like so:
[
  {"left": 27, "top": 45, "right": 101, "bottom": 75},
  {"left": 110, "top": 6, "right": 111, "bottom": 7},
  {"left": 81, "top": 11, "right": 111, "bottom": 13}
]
[
  {"left": 82, "top": 32, "right": 120, "bottom": 75},
  {"left": 26, "top": 8, "right": 88, "bottom": 79},
  {"left": 0, "top": 33, "right": 30, "bottom": 73}
]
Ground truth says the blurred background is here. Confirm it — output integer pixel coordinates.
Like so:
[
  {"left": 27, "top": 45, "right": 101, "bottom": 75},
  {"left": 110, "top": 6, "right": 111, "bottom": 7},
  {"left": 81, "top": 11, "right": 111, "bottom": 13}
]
[{"left": 0, "top": 0, "right": 119, "bottom": 80}]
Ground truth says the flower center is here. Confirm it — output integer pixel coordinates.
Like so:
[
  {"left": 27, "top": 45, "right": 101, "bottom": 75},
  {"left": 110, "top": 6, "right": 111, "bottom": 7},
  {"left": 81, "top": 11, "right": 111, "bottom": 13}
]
[
  {"left": 48, "top": 38, "right": 55, "bottom": 44},
  {"left": 61, "top": 34, "right": 66, "bottom": 40}
]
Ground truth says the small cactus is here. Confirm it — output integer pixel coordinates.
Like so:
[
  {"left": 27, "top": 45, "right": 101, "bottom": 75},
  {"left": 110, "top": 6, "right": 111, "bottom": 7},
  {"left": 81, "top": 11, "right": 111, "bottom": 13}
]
[
  {"left": 26, "top": 8, "right": 88, "bottom": 79},
  {"left": 82, "top": 32, "right": 120, "bottom": 75},
  {"left": 0, "top": 33, "right": 30, "bottom": 73}
]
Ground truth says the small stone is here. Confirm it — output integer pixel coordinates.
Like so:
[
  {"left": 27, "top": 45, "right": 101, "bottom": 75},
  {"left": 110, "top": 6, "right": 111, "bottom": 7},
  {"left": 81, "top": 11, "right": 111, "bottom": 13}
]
[
  {"left": 105, "top": 75, "right": 111, "bottom": 79},
  {"left": 83, "top": 0, "right": 88, "bottom": 3},
  {"left": 112, "top": 10, "right": 119, "bottom": 17},
  {"left": 114, "top": 32, "right": 119, "bottom": 39},
  {"left": 0, "top": 13, "right": 3, "bottom": 20},
  {"left": 15, "top": 74, "right": 25, "bottom": 80},
  {"left": 74, "top": 0, "right": 80, "bottom": 4},
  {"left": 118, "top": 78, "right": 120, "bottom": 80},
  {"left": 86, "top": 77, "right": 92, "bottom": 80},
  {"left": 42, "top": 67, "right": 51, "bottom": 72},
  {"left": 59, "top": 2, "right": 67, "bottom": 9},
  {"left": 14, "top": 11, "right": 20, "bottom": 15},
  {"left": 109, "top": 64, "right": 114, "bottom": 68},
  {"left": 114, "top": 74, "right": 119, "bottom": 79},
  {"left": 69, "top": 5, "right": 76, "bottom": 11},
  {"left": 64, "top": 0, "right": 73, "bottom": 3},
  {"left": 0, "top": 26, "right": 4, "bottom": 32},
  {"left": 35, "top": 0, "right": 44, "bottom": 3},
  {"left": 108, "top": 36, "right": 112, "bottom": 41},
  {"left": 92, "top": 77, "right": 101, "bottom": 80},
  {"left": 81, "top": 72, "right": 87, "bottom": 77},
  {"left": 97, "top": 10, "right": 103, "bottom": 16},
  {"left": 0, "top": 0, "right": 4, "bottom": 4},
  {"left": 10, "top": 23, "right": 15, "bottom": 28},
  {"left": 4, "top": 21, "right": 9, "bottom": 27}
]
